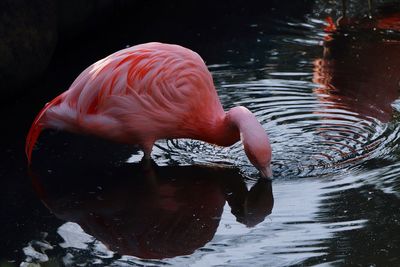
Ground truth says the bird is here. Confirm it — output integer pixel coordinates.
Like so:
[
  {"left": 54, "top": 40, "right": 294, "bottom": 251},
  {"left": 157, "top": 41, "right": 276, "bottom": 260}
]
[{"left": 25, "top": 42, "right": 272, "bottom": 178}]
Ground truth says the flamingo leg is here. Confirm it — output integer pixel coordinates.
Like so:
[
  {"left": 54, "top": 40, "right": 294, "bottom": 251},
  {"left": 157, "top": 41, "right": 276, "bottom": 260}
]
[
  {"left": 141, "top": 141, "right": 154, "bottom": 161},
  {"left": 139, "top": 144, "right": 158, "bottom": 186}
]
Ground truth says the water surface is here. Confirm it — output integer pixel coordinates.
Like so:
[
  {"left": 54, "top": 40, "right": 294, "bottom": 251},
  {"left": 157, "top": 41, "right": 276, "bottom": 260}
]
[{"left": 2, "top": 2, "right": 400, "bottom": 267}]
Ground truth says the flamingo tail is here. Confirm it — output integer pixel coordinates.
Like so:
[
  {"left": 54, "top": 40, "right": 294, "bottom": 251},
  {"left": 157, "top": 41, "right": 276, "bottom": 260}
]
[{"left": 26, "top": 95, "right": 63, "bottom": 165}]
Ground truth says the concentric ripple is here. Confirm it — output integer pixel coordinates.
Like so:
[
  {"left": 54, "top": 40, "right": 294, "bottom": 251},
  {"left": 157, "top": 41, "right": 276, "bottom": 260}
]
[
  {"left": 152, "top": 48, "right": 400, "bottom": 179},
  {"left": 144, "top": 9, "right": 400, "bottom": 180}
]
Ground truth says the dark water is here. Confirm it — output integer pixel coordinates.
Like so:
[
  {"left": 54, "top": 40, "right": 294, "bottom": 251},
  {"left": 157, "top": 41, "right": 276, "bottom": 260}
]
[{"left": 2, "top": 2, "right": 400, "bottom": 266}]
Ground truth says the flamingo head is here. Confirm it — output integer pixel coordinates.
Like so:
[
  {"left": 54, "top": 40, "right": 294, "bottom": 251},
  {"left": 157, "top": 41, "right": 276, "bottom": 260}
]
[
  {"left": 242, "top": 128, "right": 272, "bottom": 179},
  {"left": 227, "top": 107, "right": 272, "bottom": 179}
]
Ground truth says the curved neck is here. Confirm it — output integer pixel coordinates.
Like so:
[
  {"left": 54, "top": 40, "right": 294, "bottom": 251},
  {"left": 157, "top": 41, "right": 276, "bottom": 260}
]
[
  {"left": 199, "top": 106, "right": 261, "bottom": 147},
  {"left": 226, "top": 106, "right": 263, "bottom": 136},
  {"left": 204, "top": 114, "right": 240, "bottom": 146},
  {"left": 190, "top": 110, "right": 238, "bottom": 147}
]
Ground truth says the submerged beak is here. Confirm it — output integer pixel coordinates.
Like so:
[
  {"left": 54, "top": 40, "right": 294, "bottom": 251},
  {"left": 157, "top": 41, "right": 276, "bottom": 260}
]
[{"left": 260, "top": 165, "right": 273, "bottom": 180}]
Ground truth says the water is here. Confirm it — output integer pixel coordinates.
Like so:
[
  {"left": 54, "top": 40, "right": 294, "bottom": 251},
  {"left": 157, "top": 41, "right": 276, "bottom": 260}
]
[{"left": 2, "top": 2, "right": 400, "bottom": 267}]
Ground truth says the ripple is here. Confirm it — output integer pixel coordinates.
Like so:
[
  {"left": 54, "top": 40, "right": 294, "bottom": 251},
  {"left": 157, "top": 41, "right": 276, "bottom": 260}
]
[{"left": 153, "top": 64, "right": 400, "bottom": 179}]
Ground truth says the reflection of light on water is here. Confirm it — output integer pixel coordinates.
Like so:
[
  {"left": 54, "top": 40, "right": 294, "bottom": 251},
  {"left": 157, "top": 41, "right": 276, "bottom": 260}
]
[
  {"left": 58, "top": 222, "right": 114, "bottom": 265},
  {"left": 58, "top": 222, "right": 109, "bottom": 254},
  {"left": 21, "top": 172, "right": 371, "bottom": 266},
  {"left": 21, "top": 222, "right": 116, "bottom": 266},
  {"left": 162, "top": 175, "right": 367, "bottom": 266},
  {"left": 126, "top": 150, "right": 144, "bottom": 163},
  {"left": 391, "top": 99, "right": 400, "bottom": 112},
  {"left": 21, "top": 237, "right": 52, "bottom": 265},
  {"left": 192, "top": 175, "right": 367, "bottom": 266}
]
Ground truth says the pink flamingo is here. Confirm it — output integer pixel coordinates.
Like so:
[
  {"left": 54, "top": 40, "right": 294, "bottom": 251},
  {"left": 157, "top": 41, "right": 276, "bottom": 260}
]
[{"left": 26, "top": 42, "right": 272, "bottom": 178}]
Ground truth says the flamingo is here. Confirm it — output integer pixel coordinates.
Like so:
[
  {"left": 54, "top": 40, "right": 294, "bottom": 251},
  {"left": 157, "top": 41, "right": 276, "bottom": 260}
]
[{"left": 26, "top": 42, "right": 272, "bottom": 178}]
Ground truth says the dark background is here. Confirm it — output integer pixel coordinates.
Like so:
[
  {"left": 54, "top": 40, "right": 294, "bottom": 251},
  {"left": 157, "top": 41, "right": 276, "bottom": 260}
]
[{"left": 0, "top": 0, "right": 313, "bottom": 101}]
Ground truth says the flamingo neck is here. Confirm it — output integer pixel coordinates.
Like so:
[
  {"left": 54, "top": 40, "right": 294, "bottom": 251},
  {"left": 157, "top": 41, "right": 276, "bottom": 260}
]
[
  {"left": 225, "top": 106, "right": 261, "bottom": 137},
  {"left": 198, "top": 106, "right": 261, "bottom": 147},
  {"left": 195, "top": 112, "right": 240, "bottom": 147},
  {"left": 223, "top": 106, "right": 269, "bottom": 153}
]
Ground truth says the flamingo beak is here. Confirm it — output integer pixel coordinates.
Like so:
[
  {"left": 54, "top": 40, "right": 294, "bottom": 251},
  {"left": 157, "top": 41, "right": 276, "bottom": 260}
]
[{"left": 260, "top": 165, "right": 273, "bottom": 180}]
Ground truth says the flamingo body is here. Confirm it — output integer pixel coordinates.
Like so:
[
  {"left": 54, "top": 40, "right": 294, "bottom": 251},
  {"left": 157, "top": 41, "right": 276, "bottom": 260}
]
[{"left": 26, "top": 43, "right": 272, "bottom": 177}]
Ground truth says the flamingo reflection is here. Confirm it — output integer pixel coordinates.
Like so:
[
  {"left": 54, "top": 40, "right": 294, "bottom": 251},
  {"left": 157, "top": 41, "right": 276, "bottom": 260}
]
[
  {"left": 29, "top": 132, "right": 273, "bottom": 259},
  {"left": 314, "top": 10, "right": 400, "bottom": 123}
]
